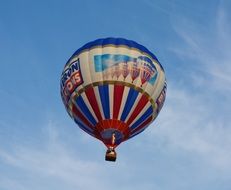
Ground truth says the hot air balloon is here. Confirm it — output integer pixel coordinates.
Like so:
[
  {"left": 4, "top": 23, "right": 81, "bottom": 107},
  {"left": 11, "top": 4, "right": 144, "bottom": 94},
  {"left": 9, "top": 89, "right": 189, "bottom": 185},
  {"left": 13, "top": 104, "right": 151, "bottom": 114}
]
[{"left": 60, "top": 38, "right": 167, "bottom": 161}]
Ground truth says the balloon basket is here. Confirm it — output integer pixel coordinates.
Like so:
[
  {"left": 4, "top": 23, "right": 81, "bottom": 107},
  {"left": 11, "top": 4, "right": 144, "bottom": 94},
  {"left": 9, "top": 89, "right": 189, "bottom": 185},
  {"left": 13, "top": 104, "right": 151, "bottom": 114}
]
[{"left": 105, "top": 148, "right": 117, "bottom": 162}]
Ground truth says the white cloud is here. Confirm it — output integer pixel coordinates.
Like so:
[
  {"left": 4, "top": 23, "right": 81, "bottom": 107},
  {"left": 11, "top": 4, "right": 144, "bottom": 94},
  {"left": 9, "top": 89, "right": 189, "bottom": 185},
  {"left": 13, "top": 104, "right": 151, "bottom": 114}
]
[
  {"left": 0, "top": 121, "right": 141, "bottom": 190},
  {"left": 0, "top": 125, "right": 104, "bottom": 190},
  {"left": 149, "top": 84, "right": 231, "bottom": 171},
  {"left": 170, "top": 2, "right": 231, "bottom": 93},
  {"left": 145, "top": 2, "right": 231, "bottom": 174}
]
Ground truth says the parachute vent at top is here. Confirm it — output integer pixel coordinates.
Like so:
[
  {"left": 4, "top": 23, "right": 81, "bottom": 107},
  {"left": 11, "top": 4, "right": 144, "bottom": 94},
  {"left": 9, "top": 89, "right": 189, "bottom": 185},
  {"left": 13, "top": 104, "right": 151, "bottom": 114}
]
[{"left": 60, "top": 37, "right": 167, "bottom": 161}]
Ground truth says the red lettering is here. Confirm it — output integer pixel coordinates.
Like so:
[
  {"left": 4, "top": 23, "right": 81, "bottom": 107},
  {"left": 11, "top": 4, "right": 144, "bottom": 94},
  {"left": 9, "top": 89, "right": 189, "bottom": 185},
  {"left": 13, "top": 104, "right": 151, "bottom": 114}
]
[
  {"left": 66, "top": 81, "right": 73, "bottom": 91},
  {"left": 71, "top": 72, "right": 81, "bottom": 85}
]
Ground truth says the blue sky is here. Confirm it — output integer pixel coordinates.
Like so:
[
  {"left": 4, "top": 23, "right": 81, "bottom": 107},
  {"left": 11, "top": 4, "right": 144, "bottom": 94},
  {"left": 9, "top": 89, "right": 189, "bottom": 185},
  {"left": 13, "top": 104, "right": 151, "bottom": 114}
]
[{"left": 0, "top": 0, "right": 231, "bottom": 189}]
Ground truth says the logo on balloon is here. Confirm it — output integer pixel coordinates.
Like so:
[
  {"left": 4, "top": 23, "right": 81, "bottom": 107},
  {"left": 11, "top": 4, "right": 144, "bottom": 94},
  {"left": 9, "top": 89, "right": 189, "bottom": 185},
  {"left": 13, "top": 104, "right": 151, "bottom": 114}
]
[
  {"left": 94, "top": 54, "right": 158, "bottom": 86},
  {"left": 61, "top": 58, "right": 83, "bottom": 104},
  {"left": 156, "top": 82, "right": 167, "bottom": 114}
]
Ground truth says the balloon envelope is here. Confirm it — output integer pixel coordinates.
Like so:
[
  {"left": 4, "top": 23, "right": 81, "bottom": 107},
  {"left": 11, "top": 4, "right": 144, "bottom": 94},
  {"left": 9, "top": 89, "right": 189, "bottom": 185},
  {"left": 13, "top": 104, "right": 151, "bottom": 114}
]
[{"left": 60, "top": 38, "right": 166, "bottom": 149}]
